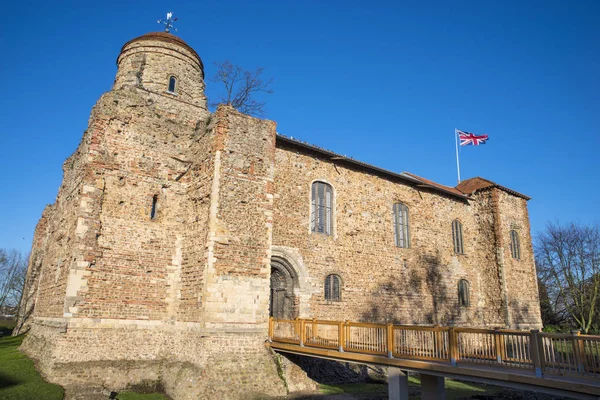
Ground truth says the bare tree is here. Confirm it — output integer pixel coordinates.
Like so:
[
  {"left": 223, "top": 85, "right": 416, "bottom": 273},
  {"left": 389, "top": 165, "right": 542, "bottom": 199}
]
[
  {"left": 0, "top": 249, "right": 27, "bottom": 315},
  {"left": 210, "top": 60, "right": 273, "bottom": 117},
  {"left": 535, "top": 222, "right": 600, "bottom": 333}
]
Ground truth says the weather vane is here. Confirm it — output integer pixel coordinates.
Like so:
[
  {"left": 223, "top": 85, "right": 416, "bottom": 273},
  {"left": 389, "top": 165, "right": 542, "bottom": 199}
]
[{"left": 157, "top": 12, "right": 178, "bottom": 33}]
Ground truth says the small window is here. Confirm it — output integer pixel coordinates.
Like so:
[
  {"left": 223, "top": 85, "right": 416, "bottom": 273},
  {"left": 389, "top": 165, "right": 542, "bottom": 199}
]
[
  {"left": 324, "top": 274, "right": 341, "bottom": 301},
  {"left": 311, "top": 181, "right": 333, "bottom": 235},
  {"left": 452, "top": 219, "right": 464, "bottom": 254},
  {"left": 168, "top": 76, "right": 177, "bottom": 93},
  {"left": 458, "top": 279, "right": 470, "bottom": 307},
  {"left": 510, "top": 230, "right": 521, "bottom": 260},
  {"left": 393, "top": 203, "right": 410, "bottom": 248},
  {"left": 150, "top": 195, "right": 158, "bottom": 219}
]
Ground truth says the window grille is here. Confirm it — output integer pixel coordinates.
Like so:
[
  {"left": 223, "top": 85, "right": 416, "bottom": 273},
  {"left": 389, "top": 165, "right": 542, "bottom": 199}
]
[
  {"left": 458, "top": 279, "right": 470, "bottom": 307},
  {"left": 324, "top": 274, "right": 341, "bottom": 301},
  {"left": 168, "top": 76, "right": 177, "bottom": 93},
  {"left": 510, "top": 230, "right": 521, "bottom": 260},
  {"left": 393, "top": 203, "right": 410, "bottom": 248},
  {"left": 452, "top": 219, "right": 464, "bottom": 254},
  {"left": 311, "top": 181, "right": 333, "bottom": 235}
]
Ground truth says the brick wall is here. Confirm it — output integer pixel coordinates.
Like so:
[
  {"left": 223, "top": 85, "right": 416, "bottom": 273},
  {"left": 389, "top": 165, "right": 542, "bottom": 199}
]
[
  {"left": 114, "top": 32, "right": 207, "bottom": 110},
  {"left": 271, "top": 141, "right": 541, "bottom": 329},
  {"left": 200, "top": 106, "right": 277, "bottom": 329},
  {"left": 496, "top": 189, "right": 541, "bottom": 328}
]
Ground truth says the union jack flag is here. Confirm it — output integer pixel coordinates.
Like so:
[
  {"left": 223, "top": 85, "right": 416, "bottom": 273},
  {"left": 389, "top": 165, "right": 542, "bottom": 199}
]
[{"left": 457, "top": 130, "right": 489, "bottom": 146}]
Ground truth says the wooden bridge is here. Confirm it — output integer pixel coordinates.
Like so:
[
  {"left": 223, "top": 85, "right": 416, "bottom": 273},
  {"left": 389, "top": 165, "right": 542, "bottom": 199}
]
[{"left": 267, "top": 318, "right": 600, "bottom": 400}]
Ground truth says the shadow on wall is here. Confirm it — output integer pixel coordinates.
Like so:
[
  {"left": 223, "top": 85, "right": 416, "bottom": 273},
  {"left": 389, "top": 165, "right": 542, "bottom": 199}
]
[
  {"left": 510, "top": 300, "right": 534, "bottom": 329},
  {"left": 281, "top": 353, "right": 386, "bottom": 385},
  {"left": 360, "top": 252, "right": 463, "bottom": 326}
]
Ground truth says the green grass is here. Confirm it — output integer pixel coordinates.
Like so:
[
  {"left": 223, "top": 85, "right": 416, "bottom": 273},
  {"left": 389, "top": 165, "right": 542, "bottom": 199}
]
[
  {"left": 319, "top": 375, "right": 504, "bottom": 399},
  {"left": 432, "top": 377, "right": 503, "bottom": 400},
  {"left": 319, "top": 383, "right": 387, "bottom": 395},
  {"left": 0, "top": 332, "right": 64, "bottom": 400},
  {"left": 0, "top": 321, "right": 168, "bottom": 400}
]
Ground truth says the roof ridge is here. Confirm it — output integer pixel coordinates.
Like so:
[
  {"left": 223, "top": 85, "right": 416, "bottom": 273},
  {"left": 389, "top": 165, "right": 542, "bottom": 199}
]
[{"left": 276, "top": 134, "right": 470, "bottom": 200}]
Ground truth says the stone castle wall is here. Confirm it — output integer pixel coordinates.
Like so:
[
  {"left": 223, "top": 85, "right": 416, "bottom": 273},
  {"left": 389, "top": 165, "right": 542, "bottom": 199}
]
[
  {"left": 495, "top": 189, "right": 541, "bottom": 329},
  {"left": 200, "top": 107, "right": 277, "bottom": 329},
  {"left": 114, "top": 33, "right": 207, "bottom": 110},
  {"left": 19, "top": 91, "right": 286, "bottom": 398},
  {"left": 21, "top": 319, "right": 285, "bottom": 399},
  {"left": 271, "top": 141, "right": 541, "bottom": 329}
]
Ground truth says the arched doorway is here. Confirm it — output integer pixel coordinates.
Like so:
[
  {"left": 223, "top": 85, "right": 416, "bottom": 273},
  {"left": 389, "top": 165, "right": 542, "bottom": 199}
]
[{"left": 269, "top": 258, "right": 298, "bottom": 319}]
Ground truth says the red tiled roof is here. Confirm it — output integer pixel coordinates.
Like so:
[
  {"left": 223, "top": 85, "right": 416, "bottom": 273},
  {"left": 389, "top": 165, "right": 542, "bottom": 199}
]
[
  {"left": 457, "top": 177, "right": 530, "bottom": 200},
  {"left": 402, "top": 172, "right": 468, "bottom": 198}
]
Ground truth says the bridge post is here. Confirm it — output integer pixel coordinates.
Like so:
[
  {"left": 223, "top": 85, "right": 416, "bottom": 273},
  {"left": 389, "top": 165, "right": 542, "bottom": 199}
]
[
  {"left": 387, "top": 323, "right": 394, "bottom": 358},
  {"left": 448, "top": 327, "right": 458, "bottom": 367},
  {"left": 571, "top": 330, "right": 585, "bottom": 373},
  {"left": 433, "top": 326, "right": 441, "bottom": 359},
  {"left": 387, "top": 367, "right": 409, "bottom": 400},
  {"left": 300, "top": 319, "right": 305, "bottom": 347},
  {"left": 420, "top": 374, "right": 445, "bottom": 400},
  {"left": 494, "top": 329, "right": 505, "bottom": 363},
  {"left": 338, "top": 321, "right": 344, "bottom": 352},
  {"left": 530, "top": 329, "right": 544, "bottom": 378}
]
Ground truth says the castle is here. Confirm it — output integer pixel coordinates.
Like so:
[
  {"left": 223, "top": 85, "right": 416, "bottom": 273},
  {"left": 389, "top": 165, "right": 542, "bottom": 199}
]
[{"left": 16, "top": 31, "right": 542, "bottom": 399}]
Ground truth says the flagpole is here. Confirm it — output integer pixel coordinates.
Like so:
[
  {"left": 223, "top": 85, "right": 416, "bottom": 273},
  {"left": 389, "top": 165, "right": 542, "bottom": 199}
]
[{"left": 455, "top": 129, "right": 461, "bottom": 184}]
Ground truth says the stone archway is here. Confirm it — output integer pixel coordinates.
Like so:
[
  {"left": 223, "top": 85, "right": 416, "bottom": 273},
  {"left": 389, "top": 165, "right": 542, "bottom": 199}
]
[{"left": 269, "top": 257, "right": 298, "bottom": 319}]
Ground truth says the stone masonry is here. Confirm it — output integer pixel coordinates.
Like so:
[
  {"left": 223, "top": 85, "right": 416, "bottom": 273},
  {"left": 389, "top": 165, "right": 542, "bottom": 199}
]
[{"left": 16, "top": 31, "right": 542, "bottom": 399}]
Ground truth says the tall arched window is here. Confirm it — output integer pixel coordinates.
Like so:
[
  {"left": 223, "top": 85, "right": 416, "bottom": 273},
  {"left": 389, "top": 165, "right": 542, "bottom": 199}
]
[
  {"left": 458, "top": 279, "right": 470, "bottom": 307},
  {"left": 510, "top": 230, "right": 521, "bottom": 260},
  {"left": 324, "top": 274, "right": 341, "bottom": 301},
  {"left": 311, "top": 181, "right": 333, "bottom": 235},
  {"left": 393, "top": 203, "right": 410, "bottom": 248},
  {"left": 168, "top": 76, "right": 177, "bottom": 93},
  {"left": 452, "top": 219, "right": 464, "bottom": 254}
]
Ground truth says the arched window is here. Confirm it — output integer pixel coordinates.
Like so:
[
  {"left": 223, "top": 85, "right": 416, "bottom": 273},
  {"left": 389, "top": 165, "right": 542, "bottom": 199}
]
[
  {"left": 452, "top": 219, "right": 464, "bottom": 254},
  {"left": 311, "top": 181, "right": 333, "bottom": 235},
  {"left": 510, "top": 230, "right": 521, "bottom": 260},
  {"left": 393, "top": 203, "right": 410, "bottom": 248},
  {"left": 168, "top": 76, "right": 177, "bottom": 93},
  {"left": 324, "top": 274, "right": 341, "bottom": 301},
  {"left": 458, "top": 279, "right": 470, "bottom": 307}
]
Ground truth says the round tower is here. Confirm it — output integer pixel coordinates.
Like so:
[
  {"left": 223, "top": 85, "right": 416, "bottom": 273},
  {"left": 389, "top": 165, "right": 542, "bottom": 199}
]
[{"left": 114, "top": 32, "right": 207, "bottom": 109}]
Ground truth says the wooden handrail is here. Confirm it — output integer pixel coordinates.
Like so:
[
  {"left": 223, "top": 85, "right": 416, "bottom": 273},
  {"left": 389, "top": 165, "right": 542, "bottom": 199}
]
[
  {"left": 345, "top": 321, "right": 384, "bottom": 326},
  {"left": 541, "top": 332, "right": 600, "bottom": 340},
  {"left": 393, "top": 324, "right": 449, "bottom": 332},
  {"left": 270, "top": 318, "right": 600, "bottom": 379},
  {"left": 454, "top": 327, "right": 530, "bottom": 335}
]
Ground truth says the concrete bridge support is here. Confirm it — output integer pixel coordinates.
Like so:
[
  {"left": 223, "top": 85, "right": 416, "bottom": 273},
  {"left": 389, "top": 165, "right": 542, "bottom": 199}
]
[
  {"left": 388, "top": 367, "right": 409, "bottom": 400},
  {"left": 388, "top": 368, "right": 447, "bottom": 400},
  {"left": 420, "top": 374, "right": 446, "bottom": 400}
]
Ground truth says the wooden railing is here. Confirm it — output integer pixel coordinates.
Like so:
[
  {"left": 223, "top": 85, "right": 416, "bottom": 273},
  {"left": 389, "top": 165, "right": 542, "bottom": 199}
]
[{"left": 269, "top": 318, "right": 600, "bottom": 380}]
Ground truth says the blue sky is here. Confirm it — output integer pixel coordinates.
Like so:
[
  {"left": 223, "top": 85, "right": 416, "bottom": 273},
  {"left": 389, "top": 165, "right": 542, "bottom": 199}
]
[{"left": 1, "top": 0, "right": 598, "bottom": 255}]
